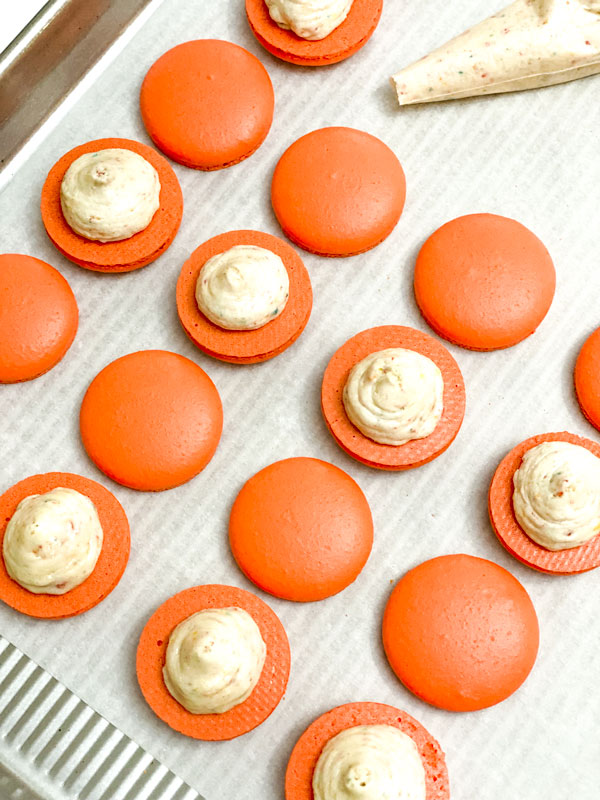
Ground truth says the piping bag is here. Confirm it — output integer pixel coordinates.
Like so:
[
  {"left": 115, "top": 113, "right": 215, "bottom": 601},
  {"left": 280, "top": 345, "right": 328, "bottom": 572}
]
[{"left": 391, "top": 0, "right": 600, "bottom": 105}]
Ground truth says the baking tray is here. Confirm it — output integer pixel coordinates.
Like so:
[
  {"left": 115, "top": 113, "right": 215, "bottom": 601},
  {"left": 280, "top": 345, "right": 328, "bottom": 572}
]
[
  {"left": 1, "top": 1, "right": 600, "bottom": 799},
  {"left": 0, "top": 635, "right": 201, "bottom": 800},
  {"left": 0, "top": 0, "right": 156, "bottom": 180}
]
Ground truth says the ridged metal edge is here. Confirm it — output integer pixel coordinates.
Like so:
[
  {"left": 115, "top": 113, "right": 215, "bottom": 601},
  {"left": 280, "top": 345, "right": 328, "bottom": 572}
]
[{"left": 0, "top": 635, "right": 202, "bottom": 800}]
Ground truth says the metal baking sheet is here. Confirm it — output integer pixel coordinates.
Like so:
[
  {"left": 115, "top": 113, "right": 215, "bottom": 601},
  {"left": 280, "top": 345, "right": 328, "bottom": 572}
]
[
  {"left": 0, "top": 0, "right": 154, "bottom": 176},
  {"left": 0, "top": 635, "right": 202, "bottom": 800},
  {"left": 1, "top": 1, "right": 600, "bottom": 799}
]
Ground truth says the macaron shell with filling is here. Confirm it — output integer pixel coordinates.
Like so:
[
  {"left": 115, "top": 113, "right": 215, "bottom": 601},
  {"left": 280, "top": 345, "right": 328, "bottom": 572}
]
[
  {"left": 321, "top": 325, "right": 466, "bottom": 470},
  {"left": 176, "top": 230, "right": 312, "bottom": 363},
  {"left": 0, "top": 254, "right": 78, "bottom": 383},
  {"left": 0, "top": 472, "right": 130, "bottom": 619},
  {"left": 285, "top": 702, "right": 449, "bottom": 800},
  {"left": 489, "top": 431, "right": 600, "bottom": 574},
  {"left": 246, "top": 0, "right": 383, "bottom": 66},
  {"left": 41, "top": 138, "right": 183, "bottom": 273},
  {"left": 136, "top": 584, "right": 290, "bottom": 740}
]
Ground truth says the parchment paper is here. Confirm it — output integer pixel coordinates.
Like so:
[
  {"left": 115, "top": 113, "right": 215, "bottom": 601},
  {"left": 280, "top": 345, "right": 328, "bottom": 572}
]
[{"left": 1, "top": 1, "right": 599, "bottom": 798}]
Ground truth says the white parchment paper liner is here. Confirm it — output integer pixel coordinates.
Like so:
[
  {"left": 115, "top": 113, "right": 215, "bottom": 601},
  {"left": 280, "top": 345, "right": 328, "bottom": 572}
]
[{"left": 0, "top": 1, "right": 599, "bottom": 799}]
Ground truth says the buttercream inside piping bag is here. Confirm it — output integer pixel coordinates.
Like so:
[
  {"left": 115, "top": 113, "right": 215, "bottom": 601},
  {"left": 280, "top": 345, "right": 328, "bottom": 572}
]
[{"left": 391, "top": 0, "right": 600, "bottom": 106}]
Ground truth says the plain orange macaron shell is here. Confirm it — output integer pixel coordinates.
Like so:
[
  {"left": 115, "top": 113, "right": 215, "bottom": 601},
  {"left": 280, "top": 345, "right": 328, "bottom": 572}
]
[
  {"left": 140, "top": 39, "right": 274, "bottom": 170},
  {"left": 382, "top": 554, "right": 539, "bottom": 712},
  {"left": 136, "top": 584, "right": 290, "bottom": 740},
  {"left": 414, "top": 213, "right": 556, "bottom": 351},
  {"left": 246, "top": 0, "right": 383, "bottom": 66},
  {"left": 575, "top": 328, "right": 600, "bottom": 432},
  {"left": 271, "top": 127, "right": 406, "bottom": 257},
  {"left": 285, "top": 702, "right": 449, "bottom": 800},
  {"left": 0, "top": 254, "right": 78, "bottom": 383},
  {"left": 489, "top": 432, "right": 600, "bottom": 575},
  {"left": 0, "top": 473, "right": 130, "bottom": 619},
  {"left": 229, "top": 457, "right": 373, "bottom": 602},
  {"left": 80, "top": 350, "right": 223, "bottom": 492},
  {"left": 321, "top": 325, "right": 466, "bottom": 470},
  {"left": 177, "top": 230, "right": 313, "bottom": 364},
  {"left": 41, "top": 138, "right": 183, "bottom": 273}
]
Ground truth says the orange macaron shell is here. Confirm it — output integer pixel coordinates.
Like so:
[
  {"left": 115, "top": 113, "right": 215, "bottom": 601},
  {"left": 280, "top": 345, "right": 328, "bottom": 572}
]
[
  {"left": 0, "top": 473, "right": 130, "bottom": 619},
  {"left": 229, "top": 457, "right": 373, "bottom": 602},
  {"left": 246, "top": 0, "right": 383, "bottom": 66},
  {"left": 489, "top": 432, "right": 600, "bottom": 574},
  {"left": 414, "top": 214, "right": 555, "bottom": 351},
  {"left": 321, "top": 325, "right": 466, "bottom": 470},
  {"left": 271, "top": 127, "right": 406, "bottom": 257},
  {"left": 140, "top": 40, "right": 274, "bottom": 170},
  {"left": 80, "top": 350, "right": 223, "bottom": 492},
  {"left": 41, "top": 138, "right": 183, "bottom": 273},
  {"left": 285, "top": 702, "right": 449, "bottom": 800},
  {"left": 176, "top": 230, "right": 313, "bottom": 364},
  {"left": 382, "top": 554, "right": 539, "bottom": 712},
  {"left": 575, "top": 328, "right": 600, "bottom": 432},
  {"left": 0, "top": 254, "right": 78, "bottom": 383},
  {"left": 136, "top": 584, "right": 290, "bottom": 740}
]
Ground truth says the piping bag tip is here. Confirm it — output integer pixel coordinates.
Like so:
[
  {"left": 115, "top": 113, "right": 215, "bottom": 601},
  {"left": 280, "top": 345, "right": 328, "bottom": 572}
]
[{"left": 390, "top": 0, "right": 600, "bottom": 107}]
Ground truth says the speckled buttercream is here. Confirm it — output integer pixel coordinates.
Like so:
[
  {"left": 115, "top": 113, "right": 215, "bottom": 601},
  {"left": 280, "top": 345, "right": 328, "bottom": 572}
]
[{"left": 392, "top": 0, "right": 600, "bottom": 105}]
